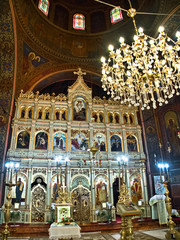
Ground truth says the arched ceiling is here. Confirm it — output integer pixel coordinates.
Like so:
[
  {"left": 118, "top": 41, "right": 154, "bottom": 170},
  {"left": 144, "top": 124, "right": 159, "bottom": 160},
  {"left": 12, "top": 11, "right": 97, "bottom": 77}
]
[{"left": 13, "top": 0, "right": 180, "bottom": 95}]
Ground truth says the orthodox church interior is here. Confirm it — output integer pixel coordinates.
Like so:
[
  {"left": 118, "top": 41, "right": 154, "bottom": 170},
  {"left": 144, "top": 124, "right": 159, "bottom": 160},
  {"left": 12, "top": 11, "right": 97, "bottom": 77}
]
[{"left": 0, "top": 0, "right": 180, "bottom": 239}]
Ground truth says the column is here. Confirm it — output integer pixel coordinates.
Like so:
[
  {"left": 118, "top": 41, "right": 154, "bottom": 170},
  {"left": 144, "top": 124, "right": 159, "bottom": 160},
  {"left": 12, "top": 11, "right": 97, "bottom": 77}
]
[
  {"left": 67, "top": 122, "right": 71, "bottom": 152},
  {"left": 25, "top": 105, "right": 28, "bottom": 118},
  {"left": 29, "top": 123, "right": 35, "bottom": 151},
  {"left": 88, "top": 102, "right": 92, "bottom": 122},
  {"left": 97, "top": 113, "right": 100, "bottom": 123},
  {"left": 122, "top": 128, "right": 128, "bottom": 153},
  {"left": 33, "top": 102, "right": 38, "bottom": 119},
  {"left": 48, "top": 123, "right": 54, "bottom": 155},
  {"left": 10, "top": 124, "right": 18, "bottom": 150},
  {"left": 134, "top": 110, "right": 138, "bottom": 125},
  {"left": 66, "top": 161, "right": 71, "bottom": 192},
  {"left": 137, "top": 128, "right": 144, "bottom": 154},
  {"left": 107, "top": 161, "right": 113, "bottom": 205},
  {"left": 15, "top": 102, "right": 21, "bottom": 118},
  {"left": 106, "top": 125, "right": 111, "bottom": 158},
  {"left": 90, "top": 162, "right": 97, "bottom": 222},
  {"left": 119, "top": 110, "right": 123, "bottom": 124},
  {"left": 141, "top": 167, "right": 148, "bottom": 204},
  {"left": 26, "top": 167, "right": 32, "bottom": 210},
  {"left": 46, "top": 163, "right": 52, "bottom": 209},
  {"left": 126, "top": 169, "right": 131, "bottom": 197},
  {"left": 50, "top": 102, "right": 55, "bottom": 120},
  {"left": 67, "top": 102, "right": 72, "bottom": 121},
  {"left": 104, "top": 104, "right": 108, "bottom": 123},
  {"left": 89, "top": 123, "right": 93, "bottom": 147}
]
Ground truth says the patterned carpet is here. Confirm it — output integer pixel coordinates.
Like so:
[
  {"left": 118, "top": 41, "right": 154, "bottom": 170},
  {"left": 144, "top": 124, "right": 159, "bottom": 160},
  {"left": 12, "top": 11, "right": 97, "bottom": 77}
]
[{"left": 2, "top": 231, "right": 161, "bottom": 240}]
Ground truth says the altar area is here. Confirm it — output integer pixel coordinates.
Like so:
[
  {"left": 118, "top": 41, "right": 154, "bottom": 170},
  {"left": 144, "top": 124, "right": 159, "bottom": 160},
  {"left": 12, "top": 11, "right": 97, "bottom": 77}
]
[
  {"left": 49, "top": 222, "right": 81, "bottom": 240},
  {"left": 49, "top": 184, "right": 81, "bottom": 240}
]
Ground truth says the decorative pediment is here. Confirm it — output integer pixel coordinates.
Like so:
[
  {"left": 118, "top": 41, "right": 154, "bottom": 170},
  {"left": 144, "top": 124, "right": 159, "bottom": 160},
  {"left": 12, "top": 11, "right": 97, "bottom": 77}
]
[{"left": 68, "top": 68, "right": 92, "bottom": 103}]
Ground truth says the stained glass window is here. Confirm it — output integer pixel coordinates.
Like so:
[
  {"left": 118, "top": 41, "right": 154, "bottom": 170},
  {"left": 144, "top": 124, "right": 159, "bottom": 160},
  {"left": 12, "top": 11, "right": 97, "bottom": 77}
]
[
  {"left": 73, "top": 14, "right": 85, "bottom": 30},
  {"left": 38, "top": 0, "right": 50, "bottom": 16},
  {"left": 110, "top": 6, "right": 123, "bottom": 24}
]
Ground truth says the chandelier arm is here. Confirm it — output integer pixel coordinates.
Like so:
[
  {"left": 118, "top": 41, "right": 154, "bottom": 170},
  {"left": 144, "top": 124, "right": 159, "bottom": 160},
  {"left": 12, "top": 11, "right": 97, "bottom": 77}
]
[
  {"left": 94, "top": 0, "right": 128, "bottom": 12},
  {"left": 132, "top": 17, "right": 138, "bottom": 35}
]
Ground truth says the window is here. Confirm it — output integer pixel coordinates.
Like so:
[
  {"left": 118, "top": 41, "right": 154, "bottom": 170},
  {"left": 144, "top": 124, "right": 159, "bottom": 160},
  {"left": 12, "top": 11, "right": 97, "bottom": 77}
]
[
  {"left": 38, "top": 0, "right": 50, "bottom": 16},
  {"left": 73, "top": 14, "right": 85, "bottom": 30},
  {"left": 110, "top": 6, "right": 123, "bottom": 24}
]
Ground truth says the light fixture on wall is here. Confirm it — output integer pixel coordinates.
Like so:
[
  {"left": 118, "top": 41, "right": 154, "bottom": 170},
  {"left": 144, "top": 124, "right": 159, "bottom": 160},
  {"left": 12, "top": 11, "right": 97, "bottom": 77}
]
[{"left": 100, "top": 1, "right": 180, "bottom": 110}]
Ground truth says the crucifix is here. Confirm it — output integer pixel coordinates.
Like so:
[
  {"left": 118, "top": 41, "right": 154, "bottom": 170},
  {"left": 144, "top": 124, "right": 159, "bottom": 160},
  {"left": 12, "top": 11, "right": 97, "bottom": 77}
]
[{"left": 73, "top": 68, "right": 86, "bottom": 79}]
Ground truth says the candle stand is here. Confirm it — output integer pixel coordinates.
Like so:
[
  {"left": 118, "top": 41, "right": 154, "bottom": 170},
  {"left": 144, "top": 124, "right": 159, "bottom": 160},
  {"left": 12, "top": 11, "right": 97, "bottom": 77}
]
[
  {"left": 116, "top": 156, "right": 142, "bottom": 240},
  {"left": 157, "top": 163, "right": 180, "bottom": 240},
  {"left": 1, "top": 161, "right": 20, "bottom": 240}
]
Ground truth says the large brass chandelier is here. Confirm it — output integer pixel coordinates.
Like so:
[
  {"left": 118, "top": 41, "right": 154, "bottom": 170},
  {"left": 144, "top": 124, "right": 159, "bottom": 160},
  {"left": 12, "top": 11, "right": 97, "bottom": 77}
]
[{"left": 101, "top": 5, "right": 180, "bottom": 110}]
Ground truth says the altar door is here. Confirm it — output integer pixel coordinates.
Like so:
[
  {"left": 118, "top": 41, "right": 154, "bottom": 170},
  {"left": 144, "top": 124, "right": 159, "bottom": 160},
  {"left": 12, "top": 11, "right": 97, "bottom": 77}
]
[
  {"left": 31, "top": 185, "right": 46, "bottom": 222},
  {"left": 72, "top": 186, "right": 90, "bottom": 224}
]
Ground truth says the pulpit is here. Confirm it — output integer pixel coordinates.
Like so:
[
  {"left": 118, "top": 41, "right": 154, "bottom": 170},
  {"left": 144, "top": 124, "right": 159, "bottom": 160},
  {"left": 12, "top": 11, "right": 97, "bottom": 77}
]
[{"left": 149, "top": 194, "right": 167, "bottom": 225}]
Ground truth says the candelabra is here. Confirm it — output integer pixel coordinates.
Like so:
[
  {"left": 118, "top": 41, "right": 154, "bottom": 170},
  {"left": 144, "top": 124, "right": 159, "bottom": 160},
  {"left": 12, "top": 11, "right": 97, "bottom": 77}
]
[
  {"left": 100, "top": 0, "right": 180, "bottom": 110},
  {"left": 157, "top": 163, "right": 180, "bottom": 240},
  {"left": 117, "top": 156, "right": 134, "bottom": 240},
  {"left": 117, "top": 156, "right": 129, "bottom": 205},
  {"left": 54, "top": 156, "right": 70, "bottom": 201},
  {"left": 2, "top": 161, "right": 20, "bottom": 240}
]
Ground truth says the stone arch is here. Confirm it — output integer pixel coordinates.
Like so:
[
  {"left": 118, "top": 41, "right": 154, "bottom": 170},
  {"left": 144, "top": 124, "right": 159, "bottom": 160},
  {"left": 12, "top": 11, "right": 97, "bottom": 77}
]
[
  {"left": 108, "top": 112, "right": 113, "bottom": 123},
  {"left": 129, "top": 173, "right": 143, "bottom": 205},
  {"left": 94, "top": 174, "right": 109, "bottom": 205},
  {"left": 114, "top": 113, "right": 120, "bottom": 123},
  {"left": 71, "top": 174, "right": 90, "bottom": 190},
  {"left": 92, "top": 111, "right": 98, "bottom": 122},
  {"left": 129, "top": 114, "right": 134, "bottom": 124},
  {"left": 45, "top": 108, "right": 50, "bottom": 120},
  {"left": 123, "top": 113, "right": 128, "bottom": 124},
  {"left": 28, "top": 106, "right": 33, "bottom": 119},
  {"left": 20, "top": 107, "right": 26, "bottom": 118},
  {"left": 37, "top": 107, "right": 42, "bottom": 119}
]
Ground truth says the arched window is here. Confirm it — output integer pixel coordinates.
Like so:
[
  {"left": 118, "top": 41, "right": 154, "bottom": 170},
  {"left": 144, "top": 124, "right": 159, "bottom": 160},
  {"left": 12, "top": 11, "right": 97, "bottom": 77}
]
[
  {"left": 28, "top": 108, "right": 33, "bottom": 119},
  {"left": 21, "top": 109, "right": 25, "bottom": 118},
  {"left": 38, "top": 110, "right": 42, "bottom": 119},
  {"left": 73, "top": 14, "right": 85, "bottom": 30},
  {"left": 38, "top": 0, "right": 50, "bottom": 16},
  {"left": 45, "top": 110, "right": 50, "bottom": 120},
  {"left": 109, "top": 113, "right": 113, "bottom": 123},
  {"left": 110, "top": 6, "right": 123, "bottom": 24}
]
